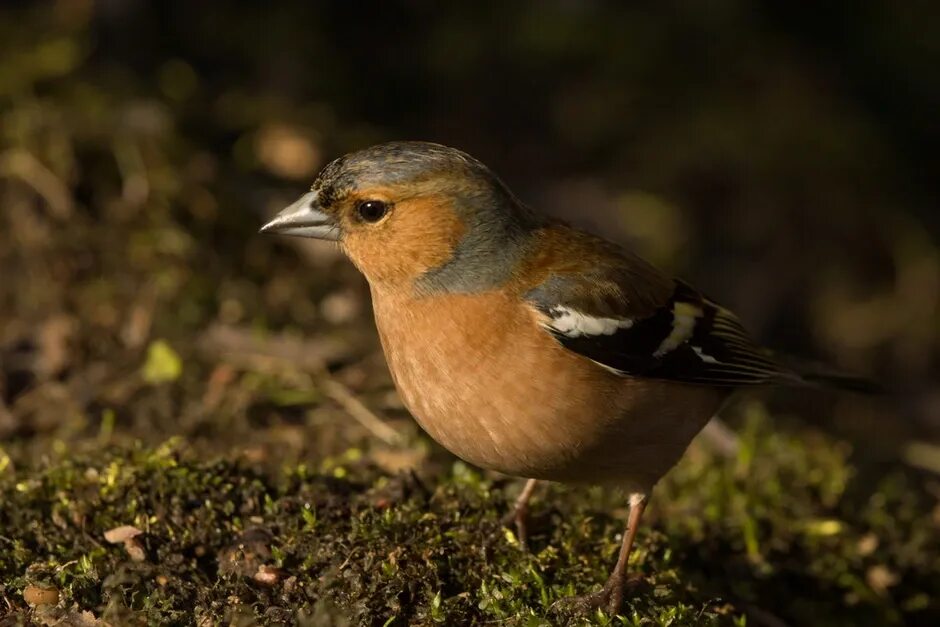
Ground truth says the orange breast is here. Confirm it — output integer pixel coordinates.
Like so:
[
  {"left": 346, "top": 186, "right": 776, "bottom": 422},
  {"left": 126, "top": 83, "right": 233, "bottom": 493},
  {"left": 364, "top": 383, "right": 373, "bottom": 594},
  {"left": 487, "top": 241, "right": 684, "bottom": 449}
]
[{"left": 370, "top": 287, "right": 724, "bottom": 490}]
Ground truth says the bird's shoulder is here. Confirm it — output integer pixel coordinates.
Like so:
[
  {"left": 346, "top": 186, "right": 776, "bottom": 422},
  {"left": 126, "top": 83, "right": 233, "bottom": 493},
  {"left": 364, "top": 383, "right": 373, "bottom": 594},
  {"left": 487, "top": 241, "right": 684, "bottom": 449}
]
[{"left": 512, "top": 224, "right": 674, "bottom": 319}]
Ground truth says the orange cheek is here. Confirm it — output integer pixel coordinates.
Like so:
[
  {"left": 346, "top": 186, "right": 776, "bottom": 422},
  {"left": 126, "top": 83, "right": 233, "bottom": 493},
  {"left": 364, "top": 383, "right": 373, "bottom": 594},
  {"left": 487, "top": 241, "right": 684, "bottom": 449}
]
[{"left": 341, "top": 195, "right": 466, "bottom": 286}]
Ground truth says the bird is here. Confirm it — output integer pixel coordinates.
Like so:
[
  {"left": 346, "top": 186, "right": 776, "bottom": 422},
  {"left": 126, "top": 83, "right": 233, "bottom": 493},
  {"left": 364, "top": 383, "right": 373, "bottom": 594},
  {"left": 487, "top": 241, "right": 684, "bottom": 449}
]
[{"left": 259, "top": 141, "right": 875, "bottom": 615}]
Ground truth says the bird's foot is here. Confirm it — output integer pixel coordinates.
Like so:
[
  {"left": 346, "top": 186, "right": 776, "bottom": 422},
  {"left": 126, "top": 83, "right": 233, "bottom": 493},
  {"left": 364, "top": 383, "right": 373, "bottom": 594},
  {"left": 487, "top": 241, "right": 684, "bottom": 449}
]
[
  {"left": 553, "top": 571, "right": 643, "bottom": 617},
  {"left": 500, "top": 503, "right": 530, "bottom": 550}
]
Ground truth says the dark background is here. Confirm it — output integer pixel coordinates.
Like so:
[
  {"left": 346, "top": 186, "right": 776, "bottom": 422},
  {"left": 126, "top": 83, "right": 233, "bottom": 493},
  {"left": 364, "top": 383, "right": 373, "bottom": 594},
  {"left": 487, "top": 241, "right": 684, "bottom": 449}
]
[
  {"left": 2, "top": 1, "right": 938, "bottom": 460},
  {"left": 104, "top": 0, "right": 940, "bottom": 359}
]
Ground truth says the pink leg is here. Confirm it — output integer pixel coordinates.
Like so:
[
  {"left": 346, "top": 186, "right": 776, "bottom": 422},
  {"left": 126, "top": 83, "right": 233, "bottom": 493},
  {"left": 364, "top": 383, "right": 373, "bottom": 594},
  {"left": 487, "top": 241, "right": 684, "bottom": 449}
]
[
  {"left": 557, "top": 492, "right": 648, "bottom": 615},
  {"left": 506, "top": 478, "right": 539, "bottom": 549}
]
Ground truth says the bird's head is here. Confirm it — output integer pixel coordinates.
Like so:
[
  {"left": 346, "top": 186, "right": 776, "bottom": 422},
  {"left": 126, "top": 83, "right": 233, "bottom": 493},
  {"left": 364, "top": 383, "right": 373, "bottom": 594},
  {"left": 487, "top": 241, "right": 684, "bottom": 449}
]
[{"left": 260, "top": 141, "right": 543, "bottom": 292}]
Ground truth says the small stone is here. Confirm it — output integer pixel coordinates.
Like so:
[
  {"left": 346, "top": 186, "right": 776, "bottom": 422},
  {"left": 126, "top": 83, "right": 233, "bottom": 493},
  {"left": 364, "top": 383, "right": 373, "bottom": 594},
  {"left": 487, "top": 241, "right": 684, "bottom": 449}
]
[
  {"left": 104, "top": 525, "right": 146, "bottom": 561},
  {"left": 867, "top": 565, "right": 899, "bottom": 595},
  {"left": 76, "top": 610, "right": 101, "bottom": 626},
  {"left": 321, "top": 290, "right": 360, "bottom": 324},
  {"left": 104, "top": 525, "right": 143, "bottom": 544},
  {"left": 24, "top": 584, "right": 59, "bottom": 607},
  {"left": 253, "top": 565, "right": 283, "bottom": 586},
  {"left": 856, "top": 533, "right": 879, "bottom": 556},
  {"left": 125, "top": 536, "right": 147, "bottom": 562}
]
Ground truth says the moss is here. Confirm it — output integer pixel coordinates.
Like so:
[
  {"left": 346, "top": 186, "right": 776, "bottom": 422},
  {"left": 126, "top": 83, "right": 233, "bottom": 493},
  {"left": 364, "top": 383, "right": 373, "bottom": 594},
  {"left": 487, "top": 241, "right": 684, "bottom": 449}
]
[{"left": 1, "top": 410, "right": 937, "bottom": 625}]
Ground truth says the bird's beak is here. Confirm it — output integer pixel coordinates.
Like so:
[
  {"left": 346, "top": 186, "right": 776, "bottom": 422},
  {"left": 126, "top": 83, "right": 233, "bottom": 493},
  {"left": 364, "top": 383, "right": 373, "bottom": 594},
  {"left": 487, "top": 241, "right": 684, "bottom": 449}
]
[{"left": 259, "top": 191, "right": 340, "bottom": 240}]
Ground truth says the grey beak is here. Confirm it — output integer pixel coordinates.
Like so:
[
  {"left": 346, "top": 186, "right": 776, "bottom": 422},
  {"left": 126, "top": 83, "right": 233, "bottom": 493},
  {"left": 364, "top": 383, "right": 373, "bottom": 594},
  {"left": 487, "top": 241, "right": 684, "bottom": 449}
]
[{"left": 259, "top": 191, "right": 340, "bottom": 240}]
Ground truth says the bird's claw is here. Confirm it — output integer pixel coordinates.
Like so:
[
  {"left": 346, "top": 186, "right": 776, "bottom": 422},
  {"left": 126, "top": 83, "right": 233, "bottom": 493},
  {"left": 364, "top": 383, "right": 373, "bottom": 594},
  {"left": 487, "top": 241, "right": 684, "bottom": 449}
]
[
  {"left": 500, "top": 505, "right": 529, "bottom": 550},
  {"left": 553, "top": 571, "right": 643, "bottom": 617}
]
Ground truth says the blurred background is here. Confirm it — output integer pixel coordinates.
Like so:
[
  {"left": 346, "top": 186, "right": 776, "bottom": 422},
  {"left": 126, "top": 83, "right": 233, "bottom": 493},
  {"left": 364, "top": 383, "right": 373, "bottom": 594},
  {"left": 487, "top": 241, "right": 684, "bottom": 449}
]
[
  {"left": 1, "top": 1, "right": 939, "bottom": 624},
  {"left": 1, "top": 1, "right": 938, "bottom": 487}
]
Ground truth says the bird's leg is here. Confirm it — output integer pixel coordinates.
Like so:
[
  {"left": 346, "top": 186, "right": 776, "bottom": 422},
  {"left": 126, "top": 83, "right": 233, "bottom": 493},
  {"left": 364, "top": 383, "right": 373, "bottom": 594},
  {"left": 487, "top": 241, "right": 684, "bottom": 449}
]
[
  {"left": 557, "top": 492, "right": 648, "bottom": 616},
  {"left": 503, "top": 478, "right": 539, "bottom": 549}
]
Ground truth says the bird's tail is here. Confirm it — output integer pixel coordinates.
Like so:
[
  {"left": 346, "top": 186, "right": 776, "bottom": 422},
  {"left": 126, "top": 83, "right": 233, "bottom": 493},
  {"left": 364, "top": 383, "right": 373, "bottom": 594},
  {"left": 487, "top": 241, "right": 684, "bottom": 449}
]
[{"left": 777, "top": 355, "right": 882, "bottom": 394}]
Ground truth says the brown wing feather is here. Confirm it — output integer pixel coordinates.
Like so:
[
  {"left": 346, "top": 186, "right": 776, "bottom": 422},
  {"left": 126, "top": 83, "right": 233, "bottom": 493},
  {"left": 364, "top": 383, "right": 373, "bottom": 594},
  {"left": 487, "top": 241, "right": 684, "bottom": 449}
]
[
  {"left": 519, "top": 224, "right": 793, "bottom": 386},
  {"left": 511, "top": 224, "right": 674, "bottom": 319}
]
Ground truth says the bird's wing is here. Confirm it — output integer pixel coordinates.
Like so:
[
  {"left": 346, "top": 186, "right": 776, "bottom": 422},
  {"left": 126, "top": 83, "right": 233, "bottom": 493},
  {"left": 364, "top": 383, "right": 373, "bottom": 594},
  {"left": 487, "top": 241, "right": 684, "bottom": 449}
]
[{"left": 522, "top": 229, "right": 793, "bottom": 387}]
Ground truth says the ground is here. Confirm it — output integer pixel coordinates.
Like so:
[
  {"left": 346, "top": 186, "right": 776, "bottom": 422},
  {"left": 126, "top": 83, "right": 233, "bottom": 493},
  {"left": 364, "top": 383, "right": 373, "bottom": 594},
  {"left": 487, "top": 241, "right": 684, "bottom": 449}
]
[{"left": 2, "top": 391, "right": 938, "bottom": 625}]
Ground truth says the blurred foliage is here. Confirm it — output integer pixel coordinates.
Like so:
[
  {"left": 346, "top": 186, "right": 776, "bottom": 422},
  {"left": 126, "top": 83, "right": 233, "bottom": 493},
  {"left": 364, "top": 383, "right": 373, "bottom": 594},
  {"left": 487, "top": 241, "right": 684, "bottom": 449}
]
[{"left": 0, "top": 0, "right": 939, "bottom": 624}]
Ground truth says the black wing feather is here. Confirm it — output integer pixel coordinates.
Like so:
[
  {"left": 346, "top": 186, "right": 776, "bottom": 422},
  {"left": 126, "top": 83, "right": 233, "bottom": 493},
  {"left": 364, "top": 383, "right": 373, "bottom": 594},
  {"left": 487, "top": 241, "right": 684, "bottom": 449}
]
[{"left": 529, "top": 278, "right": 794, "bottom": 387}]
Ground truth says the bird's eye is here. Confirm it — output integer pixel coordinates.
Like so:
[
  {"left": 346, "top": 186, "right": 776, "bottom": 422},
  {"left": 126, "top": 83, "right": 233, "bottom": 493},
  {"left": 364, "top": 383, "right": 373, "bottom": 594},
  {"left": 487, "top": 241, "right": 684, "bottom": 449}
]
[{"left": 356, "top": 200, "right": 389, "bottom": 223}]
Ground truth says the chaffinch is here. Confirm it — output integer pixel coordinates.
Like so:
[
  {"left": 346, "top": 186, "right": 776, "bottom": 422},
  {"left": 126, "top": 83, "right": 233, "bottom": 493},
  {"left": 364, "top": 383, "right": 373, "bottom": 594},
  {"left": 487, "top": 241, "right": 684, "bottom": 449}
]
[{"left": 260, "top": 141, "right": 874, "bottom": 614}]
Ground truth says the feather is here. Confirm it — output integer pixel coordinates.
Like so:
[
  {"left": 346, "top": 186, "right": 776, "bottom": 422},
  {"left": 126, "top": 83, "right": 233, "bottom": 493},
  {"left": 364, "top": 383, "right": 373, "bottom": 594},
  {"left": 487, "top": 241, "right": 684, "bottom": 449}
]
[{"left": 526, "top": 253, "right": 793, "bottom": 387}]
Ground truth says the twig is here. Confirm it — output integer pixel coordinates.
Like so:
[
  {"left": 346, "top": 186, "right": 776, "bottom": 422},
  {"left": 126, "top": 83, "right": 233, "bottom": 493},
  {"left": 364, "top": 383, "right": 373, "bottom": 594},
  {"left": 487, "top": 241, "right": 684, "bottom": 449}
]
[
  {"left": 0, "top": 149, "right": 73, "bottom": 219},
  {"left": 320, "top": 377, "right": 401, "bottom": 445},
  {"left": 198, "top": 323, "right": 355, "bottom": 372},
  {"left": 198, "top": 324, "right": 401, "bottom": 445},
  {"left": 700, "top": 417, "right": 740, "bottom": 458}
]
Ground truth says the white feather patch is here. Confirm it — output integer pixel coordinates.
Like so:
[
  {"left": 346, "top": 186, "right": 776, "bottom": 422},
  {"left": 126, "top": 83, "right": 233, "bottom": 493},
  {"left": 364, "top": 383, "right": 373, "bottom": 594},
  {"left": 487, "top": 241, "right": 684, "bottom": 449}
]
[
  {"left": 653, "top": 302, "right": 702, "bottom": 358},
  {"left": 692, "top": 345, "right": 720, "bottom": 364},
  {"left": 547, "top": 306, "right": 634, "bottom": 338}
]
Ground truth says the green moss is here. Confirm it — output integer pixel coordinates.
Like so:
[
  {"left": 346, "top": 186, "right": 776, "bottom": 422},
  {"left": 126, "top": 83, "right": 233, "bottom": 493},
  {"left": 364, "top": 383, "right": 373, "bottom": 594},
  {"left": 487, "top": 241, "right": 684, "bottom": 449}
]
[{"left": 1, "top": 411, "right": 937, "bottom": 625}]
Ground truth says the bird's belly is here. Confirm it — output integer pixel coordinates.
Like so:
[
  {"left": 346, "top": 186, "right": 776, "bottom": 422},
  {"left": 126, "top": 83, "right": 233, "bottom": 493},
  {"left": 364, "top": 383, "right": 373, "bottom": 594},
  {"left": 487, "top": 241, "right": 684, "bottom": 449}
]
[{"left": 372, "top": 289, "right": 724, "bottom": 489}]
